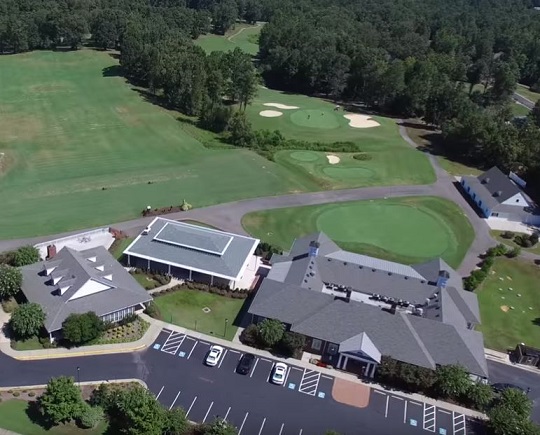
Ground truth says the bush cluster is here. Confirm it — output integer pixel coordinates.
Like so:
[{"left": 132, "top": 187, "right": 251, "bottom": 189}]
[
  {"left": 153, "top": 281, "right": 250, "bottom": 300},
  {"left": 463, "top": 244, "right": 507, "bottom": 290},
  {"left": 514, "top": 232, "right": 539, "bottom": 248},
  {"left": 239, "top": 322, "right": 306, "bottom": 358},
  {"left": 255, "top": 242, "right": 282, "bottom": 261},
  {"left": 352, "top": 153, "right": 372, "bottom": 161}
]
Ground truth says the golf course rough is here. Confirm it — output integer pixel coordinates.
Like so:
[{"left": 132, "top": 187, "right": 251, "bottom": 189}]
[{"left": 242, "top": 197, "right": 474, "bottom": 268}]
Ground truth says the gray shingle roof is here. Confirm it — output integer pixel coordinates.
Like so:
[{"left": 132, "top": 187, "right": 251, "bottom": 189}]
[
  {"left": 477, "top": 167, "right": 522, "bottom": 204},
  {"left": 21, "top": 247, "right": 152, "bottom": 333},
  {"left": 124, "top": 218, "right": 259, "bottom": 280}
]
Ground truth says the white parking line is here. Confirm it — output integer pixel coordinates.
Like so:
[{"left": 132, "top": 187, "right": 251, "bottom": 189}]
[
  {"left": 238, "top": 412, "right": 249, "bottom": 435},
  {"left": 250, "top": 358, "right": 259, "bottom": 378},
  {"left": 187, "top": 341, "right": 198, "bottom": 359},
  {"left": 410, "top": 400, "right": 422, "bottom": 406},
  {"left": 156, "top": 386, "right": 165, "bottom": 400},
  {"left": 299, "top": 429, "right": 303, "bottom": 435},
  {"left": 298, "top": 368, "right": 321, "bottom": 396},
  {"left": 202, "top": 402, "right": 214, "bottom": 423},
  {"left": 423, "top": 403, "right": 436, "bottom": 432},
  {"left": 282, "top": 366, "right": 291, "bottom": 387},
  {"left": 374, "top": 390, "right": 387, "bottom": 396},
  {"left": 278, "top": 423, "right": 284, "bottom": 435},
  {"left": 161, "top": 331, "right": 186, "bottom": 355},
  {"left": 384, "top": 395, "right": 390, "bottom": 418},
  {"left": 439, "top": 409, "right": 451, "bottom": 415},
  {"left": 403, "top": 400, "right": 407, "bottom": 423},
  {"left": 391, "top": 396, "right": 404, "bottom": 401},
  {"left": 200, "top": 341, "right": 210, "bottom": 345},
  {"left": 292, "top": 367, "right": 303, "bottom": 372},
  {"left": 223, "top": 407, "right": 231, "bottom": 422},
  {"left": 218, "top": 349, "right": 228, "bottom": 368},
  {"left": 258, "top": 418, "right": 266, "bottom": 435},
  {"left": 169, "top": 391, "right": 181, "bottom": 410},
  {"left": 322, "top": 375, "right": 333, "bottom": 380},
  {"left": 453, "top": 412, "right": 466, "bottom": 435},
  {"left": 229, "top": 349, "right": 240, "bottom": 354},
  {"left": 186, "top": 396, "right": 197, "bottom": 418}
]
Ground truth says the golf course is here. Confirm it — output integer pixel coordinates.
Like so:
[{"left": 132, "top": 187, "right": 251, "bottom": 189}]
[
  {"left": 195, "top": 23, "right": 261, "bottom": 55},
  {"left": 242, "top": 197, "right": 474, "bottom": 267}
]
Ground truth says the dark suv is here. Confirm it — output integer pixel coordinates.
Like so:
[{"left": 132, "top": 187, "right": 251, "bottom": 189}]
[{"left": 236, "top": 353, "right": 255, "bottom": 375}]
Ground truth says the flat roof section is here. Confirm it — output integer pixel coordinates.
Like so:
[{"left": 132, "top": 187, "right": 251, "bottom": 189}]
[
  {"left": 154, "top": 222, "right": 233, "bottom": 256},
  {"left": 124, "top": 217, "right": 260, "bottom": 281}
]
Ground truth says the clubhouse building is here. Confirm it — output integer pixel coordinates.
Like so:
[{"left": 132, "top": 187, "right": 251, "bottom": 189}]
[
  {"left": 20, "top": 246, "right": 152, "bottom": 341},
  {"left": 123, "top": 217, "right": 259, "bottom": 289},
  {"left": 248, "top": 233, "right": 488, "bottom": 380}
]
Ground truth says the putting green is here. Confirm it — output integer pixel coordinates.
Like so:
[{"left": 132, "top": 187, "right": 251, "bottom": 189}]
[
  {"left": 290, "top": 110, "right": 340, "bottom": 129},
  {"left": 242, "top": 197, "right": 474, "bottom": 267},
  {"left": 290, "top": 151, "right": 320, "bottom": 162},
  {"left": 322, "top": 166, "right": 375, "bottom": 179}
]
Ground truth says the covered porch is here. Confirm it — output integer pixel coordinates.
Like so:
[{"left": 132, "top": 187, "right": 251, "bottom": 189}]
[{"left": 335, "top": 332, "right": 381, "bottom": 378}]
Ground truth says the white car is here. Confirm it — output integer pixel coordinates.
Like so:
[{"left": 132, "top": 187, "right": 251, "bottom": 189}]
[
  {"left": 205, "top": 345, "right": 224, "bottom": 367},
  {"left": 271, "top": 362, "right": 288, "bottom": 385}
]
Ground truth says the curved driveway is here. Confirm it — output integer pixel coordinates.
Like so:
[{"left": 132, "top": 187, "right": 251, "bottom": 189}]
[{"left": 0, "top": 122, "right": 496, "bottom": 275}]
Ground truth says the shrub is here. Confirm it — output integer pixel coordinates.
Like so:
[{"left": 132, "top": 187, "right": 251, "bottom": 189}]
[
  {"left": 119, "top": 313, "right": 138, "bottom": 326},
  {"left": 10, "top": 302, "right": 46, "bottom": 339},
  {"left": 279, "top": 332, "right": 306, "bottom": 357},
  {"left": 0, "top": 265, "right": 22, "bottom": 299},
  {"left": 486, "top": 244, "right": 508, "bottom": 257},
  {"left": 514, "top": 234, "right": 532, "bottom": 248},
  {"left": 28, "top": 391, "right": 36, "bottom": 397},
  {"left": 1, "top": 296, "right": 18, "bottom": 313},
  {"left": 352, "top": 153, "right": 372, "bottom": 161},
  {"left": 239, "top": 324, "right": 260, "bottom": 347},
  {"left": 506, "top": 246, "right": 521, "bottom": 258},
  {"left": 12, "top": 246, "right": 40, "bottom": 267},
  {"left": 12, "top": 391, "right": 20, "bottom": 397},
  {"left": 144, "top": 302, "right": 161, "bottom": 319},
  {"left": 530, "top": 233, "right": 539, "bottom": 245},
  {"left": 501, "top": 231, "right": 515, "bottom": 239},
  {"left": 482, "top": 256, "right": 495, "bottom": 270},
  {"left": 79, "top": 403, "right": 104, "bottom": 429},
  {"left": 62, "top": 312, "right": 104, "bottom": 345}
]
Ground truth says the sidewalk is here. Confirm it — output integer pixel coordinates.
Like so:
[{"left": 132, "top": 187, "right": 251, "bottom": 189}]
[
  {"left": 485, "top": 347, "right": 540, "bottom": 375},
  {"left": 0, "top": 312, "right": 487, "bottom": 419}
]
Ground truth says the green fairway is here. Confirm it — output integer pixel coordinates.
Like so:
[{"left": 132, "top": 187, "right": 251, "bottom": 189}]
[
  {"left": 477, "top": 258, "right": 540, "bottom": 351},
  {"left": 153, "top": 289, "right": 244, "bottom": 340},
  {"left": 0, "top": 50, "right": 319, "bottom": 239},
  {"left": 250, "top": 87, "right": 435, "bottom": 187},
  {"left": 195, "top": 23, "right": 261, "bottom": 55},
  {"left": 242, "top": 197, "right": 474, "bottom": 267},
  {"left": 0, "top": 400, "right": 107, "bottom": 434}
]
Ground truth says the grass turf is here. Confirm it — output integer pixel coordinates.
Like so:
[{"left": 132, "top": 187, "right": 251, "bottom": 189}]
[
  {"left": 0, "top": 400, "right": 107, "bottom": 434},
  {"left": 242, "top": 196, "right": 474, "bottom": 268},
  {"left": 516, "top": 84, "right": 540, "bottom": 104},
  {"left": 476, "top": 258, "right": 540, "bottom": 351},
  {"left": 512, "top": 102, "right": 530, "bottom": 117},
  {"left": 490, "top": 230, "right": 540, "bottom": 255},
  {"left": 195, "top": 23, "right": 261, "bottom": 55},
  {"left": 152, "top": 289, "right": 244, "bottom": 340},
  {"left": 11, "top": 336, "right": 45, "bottom": 351},
  {"left": 0, "top": 49, "right": 319, "bottom": 240}
]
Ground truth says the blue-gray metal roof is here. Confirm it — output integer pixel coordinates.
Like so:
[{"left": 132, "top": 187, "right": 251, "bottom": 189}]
[{"left": 124, "top": 218, "right": 259, "bottom": 280}]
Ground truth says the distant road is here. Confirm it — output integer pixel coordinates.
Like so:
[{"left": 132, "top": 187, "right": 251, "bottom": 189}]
[{"left": 513, "top": 92, "right": 534, "bottom": 110}]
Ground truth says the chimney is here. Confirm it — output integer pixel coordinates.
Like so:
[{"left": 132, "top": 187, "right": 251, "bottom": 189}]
[
  {"left": 482, "top": 177, "right": 490, "bottom": 184},
  {"left": 436, "top": 270, "right": 450, "bottom": 288},
  {"left": 46, "top": 244, "right": 57, "bottom": 260},
  {"left": 308, "top": 241, "right": 320, "bottom": 257}
]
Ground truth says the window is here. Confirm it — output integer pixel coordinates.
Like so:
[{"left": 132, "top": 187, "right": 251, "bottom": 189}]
[{"left": 311, "top": 339, "right": 322, "bottom": 351}]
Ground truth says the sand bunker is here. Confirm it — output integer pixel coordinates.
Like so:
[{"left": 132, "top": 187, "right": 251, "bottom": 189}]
[
  {"left": 259, "top": 110, "right": 283, "bottom": 118},
  {"left": 326, "top": 154, "right": 340, "bottom": 164},
  {"left": 264, "top": 103, "right": 299, "bottom": 110},
  {"left": 344, "top": 114, "right": 380, "bottom": 128},
  {"left": 500, "top": 305, "right": 510, "bottom": 312}
]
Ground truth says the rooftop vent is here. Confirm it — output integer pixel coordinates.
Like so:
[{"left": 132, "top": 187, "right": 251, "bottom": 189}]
[
  {"left": 142, "top": 226, "right": 150, "bottom": 235},
  {"left": 404, "top": 276, "right": 408, "bottom": 280},
  {"left": 372, "top": 269, "right": 376, "bottom": 272},
  {"left": 359, "top": 265, "right": 363, "bottom": 269},
  {"left": 388, "top": 272, "right": 392, "bottom": 276},
  {"left": 482, "top": 177, "right": 490, "bottom": 184},
  {"left": 494, "top": 190, "right": 502, "bottom": 197},
  {"left": 343, "top": 262, "right": 347, "bottom": 266}
]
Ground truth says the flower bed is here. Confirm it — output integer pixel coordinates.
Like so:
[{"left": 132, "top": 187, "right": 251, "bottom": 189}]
[{"left": 93, "top": 317, "right": 150, "bottom": 345}]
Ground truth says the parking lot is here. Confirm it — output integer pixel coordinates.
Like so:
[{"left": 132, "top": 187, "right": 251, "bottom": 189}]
[
  {"left": 369, "top": 390, "right": 469, "bottom": 435},
  {"left": 150, "top": 328, "right": 334, "bottom": 434}
]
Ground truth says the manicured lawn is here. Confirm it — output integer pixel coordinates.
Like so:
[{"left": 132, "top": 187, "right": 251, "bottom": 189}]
[
  {"left": 153, "top": 289, "right": 245, "bottom": 340},
  {"left": 195, "top": 23, "right": 261, "bottom": 55},
  {"left": 109, "top": 237, "right": 134, "bottom": 261},
  {"left": 476, "top": 258, "right": 540, "bottom": 351},
  {"left": 403, "top": 121, "right": 482, "bottom": 176},
  {"left": 131, "top": 271, "right": 162, "bottom": 290},
  {"left": 512, "top": 102, "right": 530, "bottom": 117},
  {"left": 490, "top": 230, "right": 540, "bottom": 255},
  {"left": 242, "top": 196, "right": 474, "bottom": 268},
  {"left": 11, "top": 336, "right": 45, "bottom": 351},
  {"left": 0, "top": 49, "right": 317, "bottom": 240},
  {"left": 0, "top": 400, "right": 107, "bottom": 434},
  {"left": 516, "top": 84, "right": 540, "bottom": 103}
]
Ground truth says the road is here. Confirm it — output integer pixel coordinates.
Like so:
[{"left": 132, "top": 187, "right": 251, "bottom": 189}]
[{"left": 513, "top": 92, "right": 534, "bottom": 110}]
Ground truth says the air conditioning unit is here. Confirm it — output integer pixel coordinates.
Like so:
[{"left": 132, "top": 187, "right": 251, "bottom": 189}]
[{"left": 142, "top": 227, "right": 150, "bottom": 235}]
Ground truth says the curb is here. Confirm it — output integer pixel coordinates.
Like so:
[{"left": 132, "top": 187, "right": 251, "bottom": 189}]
[
  {"left": 9, "top": 343, "right": 148, "bottom": 361},
  {"left": 0, "top": 378, "right": 148, "bottom": 392}
]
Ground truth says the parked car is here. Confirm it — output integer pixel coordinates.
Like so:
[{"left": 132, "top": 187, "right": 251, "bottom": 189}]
[
  {"left": 491, "top": 383, "right": 526, "bottom": 394},
  {"left": 236, "top": 353, "right": 255, "bottom": 375},
  {"left": 205, "top": 345, "right": 224, "bottom": 367},
  {"left": 271, "top": 362, "right": 288, "bottom": 385}
]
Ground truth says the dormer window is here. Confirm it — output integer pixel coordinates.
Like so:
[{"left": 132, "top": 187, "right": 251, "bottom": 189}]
[
  {"left": 103, "top": 274, "right": 113, "bottom": 281},
  {"left": 52, "top": 276, "right": 62, "bottom": 285},
  {"left": 45, "top": 266, "right": 57, "bottom": 276},
  {"left": 59, "top": 285, "right": 71, "bottom": 295},
  {"left": 87, "top": 256, "right": 97, "bottom": 263},
  {"left": 95, "top": 265, "right": 105, "bottom": 272}
]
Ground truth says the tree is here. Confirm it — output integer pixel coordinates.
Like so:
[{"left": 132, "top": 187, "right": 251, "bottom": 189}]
[
  {"left": 0, "top": 265, "right": 22, "bottom": 298},
  {"left": 257, "top": 318, "right": 285, "bottom": 347},
  {"left": 110, "top": 385, "right": 165, "bottom": 435},
  {"left": 79, "top": 403, "right": 104, "bottom": 429},
  {"left": 212, "top": 0, "right": 237, "bottom": 35},
  {"left": 163, "top": 408, "right": 188, "bottom": 435},
  {"left": 531, "top": 101, "right": 540, "bottom": 129},
  {"left": 13, "top": 245, "right": 40, "bottom": 267},
  {"left": 500, "top": 388, "right": 533, "bottom": 419},
  {"left": 467, "top": 382, "right": 494, "bottom": 410},
  {"left": 227, "top": 111, "right": 255, "bottom": 147},
  {"left": 244, "top": 0, "right": 262, "bottom": 24},
  {"left": 62, "top": 312, "right": 104, "bottom": 345},
  {"left": 39, "top": 376, "right": 84, "bottom": 425},
  {"left": 10, "top": 302, "right": 45, "bottom": 338},
  {"left": 435, "top": 365, "right": 470, "bottom": 398},
  {"left": 280, "top": 331, "right": 306, "bottom": 356},
  {"left": 200, "top": 419, "right": 237, "bottom": 435}
]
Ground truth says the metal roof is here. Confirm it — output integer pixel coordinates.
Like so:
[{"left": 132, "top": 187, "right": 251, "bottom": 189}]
[
  {"left": 124, "top": 218, "right": 259, "bottom": 280},
  {"left": 21, "top": 247, "right": 151, "bottom": 333}
]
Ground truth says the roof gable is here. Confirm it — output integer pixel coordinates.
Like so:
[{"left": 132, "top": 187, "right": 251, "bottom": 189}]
[{"left": 477, "top": 167, "right": 522, "bottom": 204}]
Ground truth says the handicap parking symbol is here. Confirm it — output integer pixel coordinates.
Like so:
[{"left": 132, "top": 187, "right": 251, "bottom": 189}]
[
  {"left": 153, "top": 344, "right": 161, "bottom": 350},
  {"left": 288, "top": 383, "right": 296, "bottom": 390},
  {"left": 317, "top": 392, "right": 325, "bottom": 399},
  {"left": 409, "top": 419, "right": 417, "bottom": 427},
  {"left": 178, "top": 351, "right": 186, "bottom": 358},
  {"left": 439, "top": 429, "right": 447, "bottom": 435}
]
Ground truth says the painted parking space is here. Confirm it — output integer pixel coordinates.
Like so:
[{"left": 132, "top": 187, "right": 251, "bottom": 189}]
[
  {"left": 284, "top": 366, "right": 303, "bottom": 391},
  {"left": 250, "top": 357, "right": 274, "bottom": 382},
  {"left": 160, "top": 330, "right": 186, "bottom": 355},
  {"left": 369, "top": 390, "right": 469, "bottom": 435},
  {"left": 298, "top": 368, "right": 321, "bottom": 396}
]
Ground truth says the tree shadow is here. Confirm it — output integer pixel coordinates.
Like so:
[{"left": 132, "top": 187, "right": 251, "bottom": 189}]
[
  {"left": 102, "top": 65, "right": 123, "bottom": 77},
  {"left": 25, "top": 400, "right": 54, "bottom": 430},
  {"left": 532, "top": 318, "right": 540, "bottom": 326}
]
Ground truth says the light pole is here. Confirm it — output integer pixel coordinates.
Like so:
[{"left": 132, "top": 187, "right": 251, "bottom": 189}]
[
  {"left": 77, "top": 366, "right": 80, "bottom": 389},
  {"left": 224, "top": 318, "right": 229, "bottom": 338}
]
